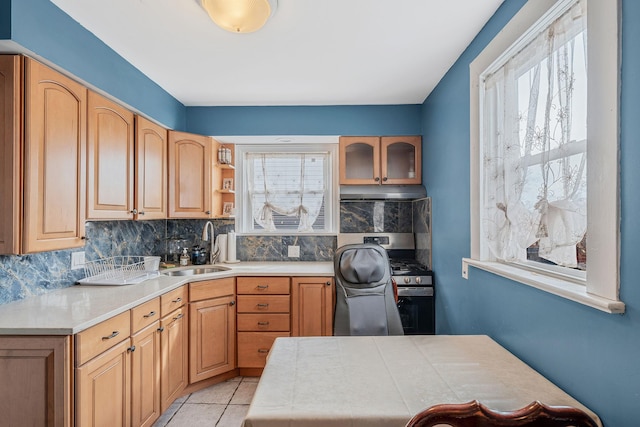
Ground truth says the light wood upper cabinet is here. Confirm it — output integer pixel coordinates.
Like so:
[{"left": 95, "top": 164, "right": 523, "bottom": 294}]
[
  {"left": 23, "top": 58, "right": 87, "bottom": 253},
  {"left": 291, "top": 277, "right": 334, "bottom": 337},
  {"left": 339, "top": 136, "right": 421, "bottom": 185},
  {"left": 168, "top": 130, "right": 214, "bottom": 218},
  {"left": 135, "top": 116, "right": 168, "bottom": 219},
  {"left": 0, "top": 55, "right": 21, "bottom": 255},
  {"left": 87, "top": 91, "right": 135, "bottom": 219}
]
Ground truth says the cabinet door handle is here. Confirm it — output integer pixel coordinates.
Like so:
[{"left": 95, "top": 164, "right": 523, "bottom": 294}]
[
  {"left": 229, "top": 300, "right": 236, "bottom": 306},
  {"left": 127, "top": 345, "right": 136, "bottom": 353},
  {"left": 258, "top": 349, "right": 269, "bottom": 354},
  {"left": 256, "top": 303, "right": 269, "bottom": 309},
  {"left": 130, "top": 209, "right": 138, "bottom": 214},
  {"left": 172, "top": 297, "right": 182, "bottom": 303},
  {"left": 325, "top": 281, "right": 331, "bottom": 286},
  {"left": 157, "top": 326, "right": 165, "bottom": 333},
  {"left": 173, "top": 313, "right": 184, "bottom": 321},
  {"left": 101, "top": 331, "right": 119, "bottom": 340},
  {"left": 374, "top": 177, "right": 380, "bottom": 182},
  {"left": 143, "top": 311, "right": 156, "bottom": 318},
  {"left": 205, "top": 210, "right": 211, "bottom": 215},
  {"left": 257, "top": 321, "right": 270, "bottom": 326},
  {"left": 138, "top": 211, "right": 145, "bottom": 215},
  {"left": 382, "top": 177, "right": 388, "bottom": 182},
  {"left": 256, "top": 285, "right": 269, "bottom": 290}
]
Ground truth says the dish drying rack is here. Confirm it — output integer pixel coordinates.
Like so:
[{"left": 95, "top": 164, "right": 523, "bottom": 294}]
[{"left": 77, "top": 256, "right": 160, "bottom": 286}]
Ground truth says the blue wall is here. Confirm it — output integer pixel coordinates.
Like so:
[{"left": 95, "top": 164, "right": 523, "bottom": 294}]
[
  {"left": 2, "top": 0, "right": 186, "bottom": 129},
  {"left": 187, "top": 105, "right": 422, "bottom": 135},
  {"left": 422, "top": 1, "right": 640, "bottom": 426}
]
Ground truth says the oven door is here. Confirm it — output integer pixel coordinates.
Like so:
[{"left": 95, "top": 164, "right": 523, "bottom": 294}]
[{"left": 396, "top": 286, "right": 435, "bottom": 335}]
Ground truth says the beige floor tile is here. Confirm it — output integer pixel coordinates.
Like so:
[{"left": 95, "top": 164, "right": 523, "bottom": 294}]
[
  {"left": 167, "top": 403, "right": 226, "bottom": 427},
  {"left": 217, "top": 404, "right": 250, "bottom": 427},
  {"left": 230, "top": 381, "right": 258, "bottom": 404},
  {"left": 153, "top": 401, "right": 183, "bottom": 427},
  {"left": 188, "top": 379, "right": 240, "bottom": 404},
  {"left": 240, "top": 376, "right": 260, "bottom": 383}
]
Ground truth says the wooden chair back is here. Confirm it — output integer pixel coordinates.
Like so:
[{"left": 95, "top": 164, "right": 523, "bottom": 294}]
[{"left": 405, "top": 400, "right": 598, "bottom": 427}]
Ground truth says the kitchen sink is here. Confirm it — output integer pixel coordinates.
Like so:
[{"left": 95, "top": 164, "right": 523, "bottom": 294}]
[{"left": 162, "top": 266, "right": 230, "bottom": 276}]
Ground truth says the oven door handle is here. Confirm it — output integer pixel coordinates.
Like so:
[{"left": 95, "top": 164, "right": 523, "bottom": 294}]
[{"left": 397, "top": 287, "right": 434, "bottom": 297}]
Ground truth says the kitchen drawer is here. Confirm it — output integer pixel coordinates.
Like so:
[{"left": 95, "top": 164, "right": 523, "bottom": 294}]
[
  {"left": 237, "top": 313, "right": 290, "bottom": 332},
  {"left": 161, "top": 285, "right": 187, "bottom": 316},
  {"left": 237, "top": 332, "right": 289, "bottom": 368},
  {"left": 75, "top": 311, "right": 131, "bottom": 366},
  {"left": 189, "top": 277, "right": 235, "bottom": 302},
  {"left": 237, "top": 295, "right": 290, "bottom": 313},
  {"left": 131, "top": 297, "right": 160, "bottom": 333},
  {"left": 237, "top": 277, "right": 290, "bottom": 295}
]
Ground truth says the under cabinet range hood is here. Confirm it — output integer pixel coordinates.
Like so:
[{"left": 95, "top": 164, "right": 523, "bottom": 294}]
[{"left": 339, "top": 184, "right": 427, "bottom": 200}]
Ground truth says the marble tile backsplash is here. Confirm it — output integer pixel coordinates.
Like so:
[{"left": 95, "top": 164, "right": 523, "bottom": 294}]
[{"left": 0, "top": 198, "right": 431, "bottom": 305}]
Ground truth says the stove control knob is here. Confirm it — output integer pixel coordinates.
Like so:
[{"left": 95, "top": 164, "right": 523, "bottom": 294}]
[
  {"left": 404, "top": 277, "right": 411, "bottom": 284},
  {"left": 415, "top": 277, "right": 422, "bottom": 284}
]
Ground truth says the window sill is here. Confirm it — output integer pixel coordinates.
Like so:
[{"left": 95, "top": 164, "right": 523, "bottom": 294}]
[{"left": 462, "top": 258, "right": 625, "bottom": 314}]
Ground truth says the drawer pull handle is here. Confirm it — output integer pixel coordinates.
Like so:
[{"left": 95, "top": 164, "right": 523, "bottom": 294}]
[
  {"left": 102, "top": 331, "right": 119, "bottom": 340},
  {"left": 256, "top": 285, "right": 269, "bottom": 290},
  {"left": 258, "top": 349, "right": 269, "bottom": 354},
  {"left": 173, "top": 313, "right": 184, "bottom": 321},
  {"left": 172, "top": 297, "right": 182, "bottom": 303},
  {"left": 256, "top": 303, "right": 269, "bottom": 309},
  {"left": 257, "top": 321, "right": 270, "bottom": 326},
  {"left": 143, "top": 311, "right": 156, "bottom": 318}
]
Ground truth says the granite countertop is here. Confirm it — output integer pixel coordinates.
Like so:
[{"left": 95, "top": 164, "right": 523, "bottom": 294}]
[{"left": 0, "top": 262, "right": 333, "bottom": 336}]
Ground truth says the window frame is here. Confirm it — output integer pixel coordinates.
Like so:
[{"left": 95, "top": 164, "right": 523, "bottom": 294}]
[
  {"left": 235, "top": 142, "right": 339, "bottom": 235},
  {"left": 465, "top": 0, "right": 624, "bottom": 314}
]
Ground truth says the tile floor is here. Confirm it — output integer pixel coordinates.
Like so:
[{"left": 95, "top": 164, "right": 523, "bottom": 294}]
[{"left": 153, "top": 376, "right": 258, "bottom": 427}]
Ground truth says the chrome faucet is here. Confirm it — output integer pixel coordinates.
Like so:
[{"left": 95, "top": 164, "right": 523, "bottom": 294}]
[{"left": 201, "top": 221, "right": 218, "bottom": 264}]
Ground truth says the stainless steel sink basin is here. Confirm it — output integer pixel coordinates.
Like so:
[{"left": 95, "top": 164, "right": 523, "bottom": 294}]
[{"left": 162, "top": 266, "right": 230, "bottom": 276}]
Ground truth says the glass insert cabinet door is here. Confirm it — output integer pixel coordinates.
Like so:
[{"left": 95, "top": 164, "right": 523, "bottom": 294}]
[{"left": 339, "top": 136, "right": 421, "bottom": 185}]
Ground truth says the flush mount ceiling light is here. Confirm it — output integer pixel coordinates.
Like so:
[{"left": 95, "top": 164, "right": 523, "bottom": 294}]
[{"left": 201, "top": 0, "right": 277, "bottom": 33}]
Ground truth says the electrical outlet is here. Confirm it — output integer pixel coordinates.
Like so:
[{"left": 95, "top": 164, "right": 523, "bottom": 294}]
[
  {"left": 71, "top": 251, "right": 85, "bottom": 270},
  {"left": 287, "top": 245, "right": 300, "bottom": 258}
]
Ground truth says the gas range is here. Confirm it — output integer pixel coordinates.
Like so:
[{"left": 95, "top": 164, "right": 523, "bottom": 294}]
[{"left": 388, "top": 258, "right": 433, "bottom": 286}]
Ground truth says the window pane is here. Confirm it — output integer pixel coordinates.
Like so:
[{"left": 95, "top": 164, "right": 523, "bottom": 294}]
[
  {"left": 481, "top": 0, "right": 587, "bottom": 272},
  {"left": 247, "top": 152, "right": 328, "bottom": 232}
]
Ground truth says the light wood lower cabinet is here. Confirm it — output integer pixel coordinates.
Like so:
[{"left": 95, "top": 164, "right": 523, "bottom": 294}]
[
  {"left": 0, "top": 336, "right": 72, "bottom": 427},
  {"left": 236, "top": 277, "right": 291, "bottom": 369},
  {"left": 159, "top": 306, "right": 188, "bottom": 413},
  {"left": 291, "top": 277, "right": 335, "bottom": 337},
  {"left": 76, "top": 338, "right": 132, "bottom": 427},
  {"left": 189, "top": 278, "right": 236, "bottom": 383},
  {"left": 130, "top": 298, "right": 161, "bottom": 427}
]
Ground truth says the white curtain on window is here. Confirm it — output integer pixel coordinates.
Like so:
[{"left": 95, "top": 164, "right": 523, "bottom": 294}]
[
  {"left": 247, "top": 153, "right": 325, "bottom": 232},
  {"left": 481, "top": 0, "right": 587, "bottom": 268}
]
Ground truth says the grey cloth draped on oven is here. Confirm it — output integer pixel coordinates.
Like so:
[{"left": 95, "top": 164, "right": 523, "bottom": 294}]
[{"left": 333, "top": 243, "right": 404, "bottom": 336}]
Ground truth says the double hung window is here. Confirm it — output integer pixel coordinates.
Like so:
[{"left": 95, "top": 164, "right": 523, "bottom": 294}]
[
  {"left": 236, "top": 144, "right": 337, "bottom": 234},
  {"left": 467, "top": 0, "right": 623, "bottom": 313}
]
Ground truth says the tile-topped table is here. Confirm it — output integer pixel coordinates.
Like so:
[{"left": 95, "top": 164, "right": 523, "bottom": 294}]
[{"left": 243, "top": 335, "right": 601, "bottom": 427}]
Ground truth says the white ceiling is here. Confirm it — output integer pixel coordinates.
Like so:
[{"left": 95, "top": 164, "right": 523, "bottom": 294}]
[{"left": 50, "top": 0, "right": 504, "bottom": 107}]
